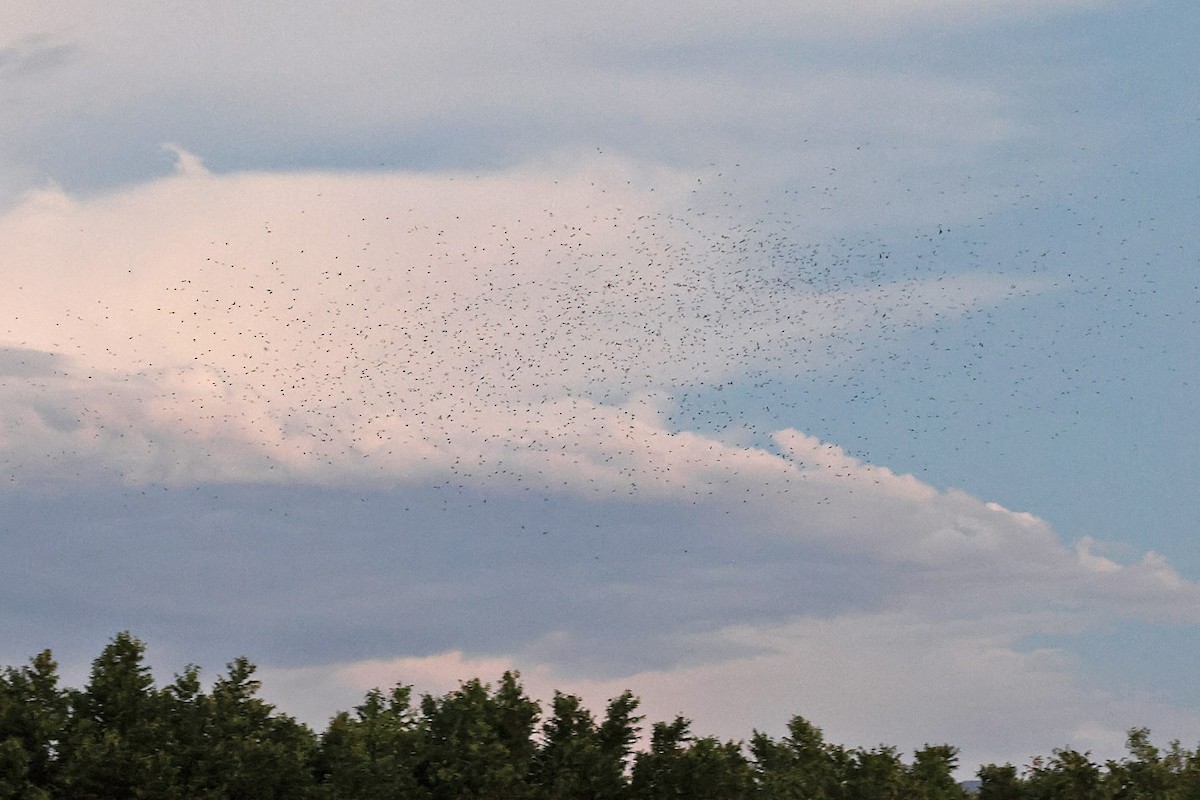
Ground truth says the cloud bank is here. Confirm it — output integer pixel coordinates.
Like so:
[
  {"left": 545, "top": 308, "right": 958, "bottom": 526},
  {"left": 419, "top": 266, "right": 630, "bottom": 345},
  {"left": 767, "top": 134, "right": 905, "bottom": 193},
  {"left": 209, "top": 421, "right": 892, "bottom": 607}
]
[
  {"left": 0, "top": 157, "right": 1039, "bottom": 487},
  {"left": 2, "top": 156, "right": 1197, "bottom": 773}
]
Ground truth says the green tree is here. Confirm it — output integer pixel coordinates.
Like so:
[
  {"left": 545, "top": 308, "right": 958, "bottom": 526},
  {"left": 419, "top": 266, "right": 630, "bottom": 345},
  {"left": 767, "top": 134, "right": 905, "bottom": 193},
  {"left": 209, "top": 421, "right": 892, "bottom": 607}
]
[
  {"left": 631, "top": 716, "right": 753, "bottom": 800},
  {"left": 752, "top": 715, "right": 849, "bottom": 800},
  {"left": 845, "top": 746, "right": 906, "bottom": 800},
  {"left": 56, "top": 632, "right": 175, "bottom": 799},
  {"left": 907, "top": 745, "right": 967, "bottom": 800},
  {"left": 630, "top": 716, "right": 692, "bottom": 799},
  {"left": 1105, "top": 728, "right": 1169, "bottom": 800},
  {"left": 1161, "top": 738, "right": 1200, "bottom": 800},
  {"left": 683, "top": 735, "right": 755, "bottom": 800},
  {"left": 0, "top": 649, "right": 67, "bottom": 799},
  {"left": 533, "top": 690, "right": 640, "bottom": 800},
  {"left": 316, "top": 684, "right": 429, "bottom": 800},
  {"left": 977, "top": 763, "right": 1024, "bottom": 800},
  {"left": 593, "top": 691, "right": 642, "bottom": 800},
  {"left": 1024, "top": 749, "right": 1107, "bottom": 800},
  {"left": 418, "top": 672, "right": 540, "bottom": 800},
  {"left": 198, "top": 656, "right": 318, "bottom": 799},
  {"left": 535, "top": 692, "right": 601, "bottom": 800},
  {"left": 159, "top": 664, "right": 210, "bottom": 798}
]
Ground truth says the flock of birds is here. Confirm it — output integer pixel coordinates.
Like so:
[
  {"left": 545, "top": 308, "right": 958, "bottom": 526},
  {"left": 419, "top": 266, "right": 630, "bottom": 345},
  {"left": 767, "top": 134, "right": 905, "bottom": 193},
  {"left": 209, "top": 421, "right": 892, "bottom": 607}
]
[{"left": 1, "top": 166, "right": 1190, "bottom": 511}]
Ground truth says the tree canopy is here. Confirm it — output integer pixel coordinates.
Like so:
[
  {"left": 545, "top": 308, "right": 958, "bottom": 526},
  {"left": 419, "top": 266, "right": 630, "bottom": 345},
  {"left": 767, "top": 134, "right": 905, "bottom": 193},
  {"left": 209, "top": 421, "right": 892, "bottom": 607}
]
[{"left": 2, "top": 633, "right": 1197, "bottom": 799}]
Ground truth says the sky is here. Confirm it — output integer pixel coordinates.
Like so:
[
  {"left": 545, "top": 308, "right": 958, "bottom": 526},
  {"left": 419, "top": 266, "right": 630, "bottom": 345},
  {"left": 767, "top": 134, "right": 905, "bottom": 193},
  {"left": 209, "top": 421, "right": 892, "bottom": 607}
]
[{"left": 1, "top": 0, "right": 1198, "bottom": 776}]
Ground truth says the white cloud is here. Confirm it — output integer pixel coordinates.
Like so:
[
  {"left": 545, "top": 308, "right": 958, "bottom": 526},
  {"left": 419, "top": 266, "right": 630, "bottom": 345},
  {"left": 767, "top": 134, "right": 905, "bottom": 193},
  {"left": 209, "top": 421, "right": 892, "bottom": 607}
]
[
  {"left": 6, "top": 158, "right": 1196, "bottom": 778},
  {"left": 162, "top": 143, "right": 209, "bottom": 178},
  {"left": 0, "top": 1, "right": 1111, "bottom": 54},
  {"left": 3, "top": 164, "right": 1195, "bottom": 636},
  {"left": 0, "top": 160, "right": 1040, "bottom": 490},
  {"left": 0, "top": 0, "right": 1103, "bottom": 221},
  {"left": 260, "top": 607, "right": 1199, "bottom": 775}
]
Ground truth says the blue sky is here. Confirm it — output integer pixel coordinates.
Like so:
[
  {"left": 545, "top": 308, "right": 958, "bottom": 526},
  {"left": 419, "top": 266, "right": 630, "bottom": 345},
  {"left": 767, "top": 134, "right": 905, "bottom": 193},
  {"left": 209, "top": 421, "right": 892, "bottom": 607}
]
[{"left": 1, "top": 0, "right": 1198, "bottom": 774}]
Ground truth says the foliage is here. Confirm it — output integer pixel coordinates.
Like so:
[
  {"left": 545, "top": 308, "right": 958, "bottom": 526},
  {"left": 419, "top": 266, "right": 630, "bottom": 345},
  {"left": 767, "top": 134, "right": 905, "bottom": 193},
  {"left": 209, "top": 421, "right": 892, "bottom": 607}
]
[
  {"left": 2, "top": 634, "right": 1198, "bottom": 800},
  {"left": 630, "top": 716, "right": 754, "bottom": 800}
]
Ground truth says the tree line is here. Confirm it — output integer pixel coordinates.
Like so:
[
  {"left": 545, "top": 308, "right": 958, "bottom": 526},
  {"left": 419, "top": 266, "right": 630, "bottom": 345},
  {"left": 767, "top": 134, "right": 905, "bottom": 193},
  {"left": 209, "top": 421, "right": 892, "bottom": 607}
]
[{"left": 2, "top": 633, "right": 1198, "bottom": 799}]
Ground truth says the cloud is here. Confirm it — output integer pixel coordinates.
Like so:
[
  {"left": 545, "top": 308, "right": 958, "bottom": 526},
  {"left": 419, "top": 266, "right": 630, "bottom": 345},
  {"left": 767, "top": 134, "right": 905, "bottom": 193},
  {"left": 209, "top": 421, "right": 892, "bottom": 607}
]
[
  {"left": 0, "top": 2, "right": 1109, "bottom": 58},
  {"left": 7, "top": 391, "right": 1196, "bottom": 774},
  {"left": 3, "top": 157, "right": 1194, "bottom": 778},
  {"left": 162, "top": 143, "right": 209, "bottom": 178},
  {"left": 5, "top": 163, "right": 1195, "bottom": 649},
  {"left": 0, "top": 33, "right": 76, "bottom": 78},
  {"left": 0, "top": 0, "right": 1102, "bottom": 214},
  {"left": 0, "top": 159, "right": 1045, "bottom": 488},
  {"left": 259, "top": 607, "right": 1200, "bottom": 774}
]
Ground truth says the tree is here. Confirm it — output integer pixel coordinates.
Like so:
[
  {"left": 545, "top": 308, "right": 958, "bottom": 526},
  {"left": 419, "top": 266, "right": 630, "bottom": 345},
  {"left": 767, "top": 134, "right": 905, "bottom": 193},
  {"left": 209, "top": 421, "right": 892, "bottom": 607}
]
[
  {"left": 594, "top": 691, "right": 642, "bottom": 800},
  {"left": 631, "top": 716, "right": 693, "bottom": 799},
  {"left": 159, "top": 663, "right": 210, "bottom": 798},
  {"left": 846, "top": 746, "right": 906, "bottom": 800},
  {"left": 0, "top": 649, "right": 66, "bottom": 799},
  {"left": 1104, "top": 728, "right": 1185, "bottom": 800},
  {"left": 1024, "top": 749, "right": 1107, "bottom": 800},
  {"left": 316, "top": 684, "right": 429, "bottom": 799},
  {"left": 536, "top": 692, "right": 600, "bottom": 800},
  {"left": 631, "top": 716, "right": 754, "bottom": 800},
  {"left": 977, "top": 763, "right": 1024, "bottom": 800},
  {"left": 1161, "top": 738, "right": 1200, "bottom": 800},
  {"left": 683, "top": 735, "right": 755, "bottom": 800},
  {"left": 533, "top": 690, "right": 641, "bottom": 800},
  {"left": 198, "top": 655, "right": 318, "bottom": 799},
  {"left": 418, "top": 672, "right": 540, "bottom": 800},
  {"left": 752, "top": 715, "right": 849, "bottom": 800},
  {"left": 55, "top": 632, "right": 175, "bottom": 799},
  {"left": 907, "top": 745, "right": 967, "bottom": 800}
]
